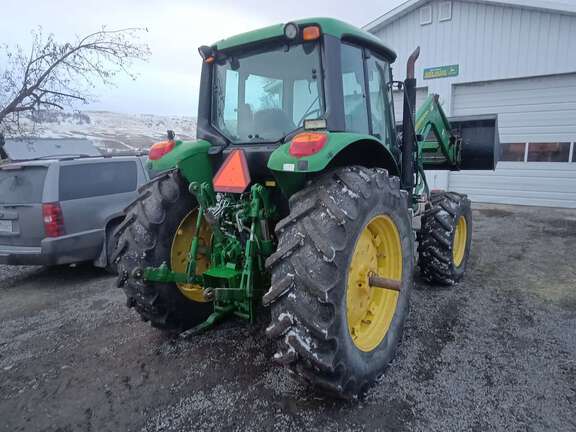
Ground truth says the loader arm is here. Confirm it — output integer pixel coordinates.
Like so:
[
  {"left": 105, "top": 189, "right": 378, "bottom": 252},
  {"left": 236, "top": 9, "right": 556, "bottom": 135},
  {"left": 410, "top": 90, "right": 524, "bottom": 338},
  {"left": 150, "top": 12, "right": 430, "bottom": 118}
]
[{"left": 415, "top": 94, "right": 461, "bottom": 170}]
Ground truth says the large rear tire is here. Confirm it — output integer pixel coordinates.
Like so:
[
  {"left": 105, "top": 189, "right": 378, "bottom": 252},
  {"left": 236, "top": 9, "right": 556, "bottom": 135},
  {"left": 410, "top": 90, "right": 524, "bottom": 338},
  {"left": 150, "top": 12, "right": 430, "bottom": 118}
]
[
  {"left": 264, "top": 166, "right": 414, "bottom": 398},
  {"left": 113, "top": 171, "right": 213, "bottom": 330},
  {"left": 418, "top": 191, "right": 472, "bottom": 285}
]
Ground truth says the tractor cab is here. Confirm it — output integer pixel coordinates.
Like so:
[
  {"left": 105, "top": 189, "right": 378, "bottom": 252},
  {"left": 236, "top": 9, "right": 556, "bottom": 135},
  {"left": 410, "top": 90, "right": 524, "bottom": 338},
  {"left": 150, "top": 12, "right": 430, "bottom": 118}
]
[
  {"left": 194, "top": 19, "right": 402, "bottom": 188},
  {"left": 199, "top": 19, "right": 397, "bottom": 144}
]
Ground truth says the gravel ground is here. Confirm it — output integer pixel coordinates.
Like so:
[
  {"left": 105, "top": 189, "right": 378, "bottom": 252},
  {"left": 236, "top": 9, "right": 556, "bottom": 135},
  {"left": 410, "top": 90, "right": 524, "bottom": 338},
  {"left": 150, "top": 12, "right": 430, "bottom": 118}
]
[{"left": 0, "top": 204, "right": 574, "bottom": 432}]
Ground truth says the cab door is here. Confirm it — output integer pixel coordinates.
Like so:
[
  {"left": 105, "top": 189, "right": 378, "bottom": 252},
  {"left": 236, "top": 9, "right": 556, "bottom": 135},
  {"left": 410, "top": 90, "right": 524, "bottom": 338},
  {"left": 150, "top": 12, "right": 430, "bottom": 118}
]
[{"left": 365, "top": 51, "right": 397, "bottom": 154}]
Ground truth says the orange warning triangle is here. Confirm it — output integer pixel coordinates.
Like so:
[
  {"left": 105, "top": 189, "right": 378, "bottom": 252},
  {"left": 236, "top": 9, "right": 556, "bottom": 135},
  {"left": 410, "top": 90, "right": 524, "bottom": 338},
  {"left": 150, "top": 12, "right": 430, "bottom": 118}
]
[{"left": 213, "top": 149, "right": 251, "bottom": 193}]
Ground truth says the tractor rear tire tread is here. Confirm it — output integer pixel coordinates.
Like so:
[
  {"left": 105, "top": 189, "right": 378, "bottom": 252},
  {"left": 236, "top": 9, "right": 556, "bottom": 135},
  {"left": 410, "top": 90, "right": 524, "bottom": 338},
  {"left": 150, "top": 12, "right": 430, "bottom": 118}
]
[
  {"left": 113, "top": 170, "right": 212, "bottom": 330},
  {"left": 265, "top": 166, "right": 414, "bottom": 398}
]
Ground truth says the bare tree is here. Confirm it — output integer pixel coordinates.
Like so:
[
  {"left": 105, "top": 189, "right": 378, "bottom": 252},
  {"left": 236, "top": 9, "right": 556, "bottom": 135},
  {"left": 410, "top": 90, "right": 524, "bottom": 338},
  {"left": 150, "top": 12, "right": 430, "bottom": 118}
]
[{"left": 0, "top": 27, "right": 151, "bottom": 136}]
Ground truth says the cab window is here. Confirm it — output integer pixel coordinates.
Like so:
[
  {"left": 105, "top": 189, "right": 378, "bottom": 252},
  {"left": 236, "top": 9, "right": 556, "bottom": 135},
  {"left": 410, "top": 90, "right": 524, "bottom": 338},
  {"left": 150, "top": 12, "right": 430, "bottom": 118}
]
[
  {"left": 245, "top": 74, "right": 283, "bottom": 112},
  {"left": 366, "top": 54, "right": 393, "bottom": 142},
  {"left": 340, "top": 44, "right": 369, "bottom": 134},
  {"left": 293, "top": 79, "right": 320, "bottom": 126}
]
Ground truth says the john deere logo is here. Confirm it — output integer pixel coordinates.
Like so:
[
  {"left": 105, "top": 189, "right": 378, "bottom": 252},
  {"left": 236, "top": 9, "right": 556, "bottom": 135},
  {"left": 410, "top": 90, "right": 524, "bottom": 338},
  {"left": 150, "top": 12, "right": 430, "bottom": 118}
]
[{"left": 424, "top": 64, "right": 459, "bottom": 80}]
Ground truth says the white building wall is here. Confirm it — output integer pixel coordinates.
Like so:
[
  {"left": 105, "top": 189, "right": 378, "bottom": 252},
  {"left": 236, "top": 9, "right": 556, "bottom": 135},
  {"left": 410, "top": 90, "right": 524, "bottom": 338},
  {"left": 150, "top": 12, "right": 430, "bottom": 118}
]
[
  {"left": 449, "top": 163, "right": 576, "bottom": 208},
  {"left": 371, "top": 0, "right": 576, "bottom": 115},
  {"left": 368, "top": 0, "right": 576, "bottom": 207},
  {"left": 452, "top": 73, "right": 576, "bottom": 142},
  {"left": 449, "top": 73, "right": 576, "bottom": 208}
]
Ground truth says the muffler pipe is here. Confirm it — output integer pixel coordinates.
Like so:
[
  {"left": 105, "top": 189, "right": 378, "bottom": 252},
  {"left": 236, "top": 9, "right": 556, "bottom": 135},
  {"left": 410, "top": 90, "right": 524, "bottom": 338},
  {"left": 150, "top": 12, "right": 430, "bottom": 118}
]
[{"left": 401, "top": 46, "right": 420, "bottom": 191}]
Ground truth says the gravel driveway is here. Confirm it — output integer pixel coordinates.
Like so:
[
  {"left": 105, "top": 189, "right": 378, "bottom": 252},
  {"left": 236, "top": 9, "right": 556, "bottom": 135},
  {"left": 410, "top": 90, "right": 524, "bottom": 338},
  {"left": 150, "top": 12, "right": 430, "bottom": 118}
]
[{"left": 0, "top": 204, "right": 574, "bottom": 431}]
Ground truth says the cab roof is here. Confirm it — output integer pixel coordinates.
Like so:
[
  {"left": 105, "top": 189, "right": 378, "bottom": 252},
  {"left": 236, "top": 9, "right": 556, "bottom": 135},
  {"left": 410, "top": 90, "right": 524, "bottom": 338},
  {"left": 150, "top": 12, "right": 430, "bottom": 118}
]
[{"left": 214, "top": 17, "right": 397, "bottom": 62}]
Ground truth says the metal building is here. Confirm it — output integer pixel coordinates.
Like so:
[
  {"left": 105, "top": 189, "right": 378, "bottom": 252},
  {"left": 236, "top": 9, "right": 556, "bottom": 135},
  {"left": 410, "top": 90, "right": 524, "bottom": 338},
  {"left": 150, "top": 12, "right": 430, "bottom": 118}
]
[{"left": 365, "top": 0, "right": 576, "bottom": 208}]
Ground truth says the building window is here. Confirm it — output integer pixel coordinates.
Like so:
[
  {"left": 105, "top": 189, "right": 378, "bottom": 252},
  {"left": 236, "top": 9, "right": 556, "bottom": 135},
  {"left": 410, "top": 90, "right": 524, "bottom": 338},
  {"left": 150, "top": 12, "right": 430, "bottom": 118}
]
[
  {"left": 420, "top": 5, "right": 432, "bottom": 25},
  {"left": 527, "top": 142, "right": 570, "bottom": 162},
  {"left": 439, "top": 1, "right": 452, "bottom": 22},
  {"left": 500, "top": 143, "right": 526, "bottom": 162}
]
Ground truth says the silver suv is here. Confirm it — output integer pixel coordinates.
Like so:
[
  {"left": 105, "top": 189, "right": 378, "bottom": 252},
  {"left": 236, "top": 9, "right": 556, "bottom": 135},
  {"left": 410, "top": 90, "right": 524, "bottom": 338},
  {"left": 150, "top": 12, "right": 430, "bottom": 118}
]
[{"left": 0, "top": 154, "right": 153, "bottom": 271}]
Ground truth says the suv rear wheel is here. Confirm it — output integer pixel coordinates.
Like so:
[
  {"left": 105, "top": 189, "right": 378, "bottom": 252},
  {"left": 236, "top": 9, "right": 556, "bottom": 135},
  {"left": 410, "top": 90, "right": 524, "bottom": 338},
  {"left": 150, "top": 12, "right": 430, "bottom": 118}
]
[{"left": 104, "top": 221, "right": 122, "bottom": 274}]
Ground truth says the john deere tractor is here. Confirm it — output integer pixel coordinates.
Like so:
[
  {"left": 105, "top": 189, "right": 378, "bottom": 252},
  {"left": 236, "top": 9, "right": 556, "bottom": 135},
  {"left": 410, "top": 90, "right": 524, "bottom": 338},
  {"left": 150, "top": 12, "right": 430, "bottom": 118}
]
[{"left": 113, "top": 18, "right": 498, "bottom": 398}]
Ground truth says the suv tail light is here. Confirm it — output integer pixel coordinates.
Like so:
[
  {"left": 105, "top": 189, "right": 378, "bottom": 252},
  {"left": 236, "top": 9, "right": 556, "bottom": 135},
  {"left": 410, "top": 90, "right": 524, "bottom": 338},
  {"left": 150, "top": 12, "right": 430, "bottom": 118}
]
[
  {"left": 42, "top": 203, "right": 64, "bottom": 237},
  {"left": 289, "top": 132, "right": 327, "bottom": 158}
]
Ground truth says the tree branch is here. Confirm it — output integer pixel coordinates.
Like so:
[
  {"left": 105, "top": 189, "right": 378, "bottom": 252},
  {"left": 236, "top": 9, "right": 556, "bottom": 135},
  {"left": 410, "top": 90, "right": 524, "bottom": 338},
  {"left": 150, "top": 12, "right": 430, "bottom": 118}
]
[{"left": 0, "top": 27, "right": 150, "bottom": 131}]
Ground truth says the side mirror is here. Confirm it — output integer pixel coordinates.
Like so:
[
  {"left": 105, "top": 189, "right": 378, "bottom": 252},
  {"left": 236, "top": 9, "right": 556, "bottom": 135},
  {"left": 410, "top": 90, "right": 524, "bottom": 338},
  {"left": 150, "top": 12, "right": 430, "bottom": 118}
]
[{"left": 198, "top": 45, "right": 216, "bottom": 63}]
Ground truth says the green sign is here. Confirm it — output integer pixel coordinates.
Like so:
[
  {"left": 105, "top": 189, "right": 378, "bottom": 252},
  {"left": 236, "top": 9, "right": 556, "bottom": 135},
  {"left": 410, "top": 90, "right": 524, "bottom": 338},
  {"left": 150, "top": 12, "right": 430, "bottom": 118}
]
[{"left": 424, "top": 64, "right": 459, "bottom": 80}]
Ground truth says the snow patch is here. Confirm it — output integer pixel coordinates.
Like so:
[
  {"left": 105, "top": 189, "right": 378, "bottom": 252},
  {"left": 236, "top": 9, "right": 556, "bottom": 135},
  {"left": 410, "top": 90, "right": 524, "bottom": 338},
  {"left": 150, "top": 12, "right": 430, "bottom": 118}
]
[
  {"left": 322, "top": 246, "right": 336, "bottom": 263},
  {"left": 357, "top": 169, "right": 371, "bottom": 182},
  {"left": 341, "top": 186, "right": 359, "bottom": 199},
  {"left": 278, "top": 312, "right": 294, "bottom": 325},
  {"left": 285, "top": 329, "right": 316, "bottom": 355}
]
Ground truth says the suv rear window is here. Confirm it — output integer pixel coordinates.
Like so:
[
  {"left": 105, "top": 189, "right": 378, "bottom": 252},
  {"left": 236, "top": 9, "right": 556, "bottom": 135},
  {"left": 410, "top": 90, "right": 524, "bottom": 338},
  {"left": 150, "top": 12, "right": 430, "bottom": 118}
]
[
  {"left": 59, "top": 161, "right": 137, "bottom": 201},
  {"left": 0, "top": 166, "right": 47, "bottom": 204}
]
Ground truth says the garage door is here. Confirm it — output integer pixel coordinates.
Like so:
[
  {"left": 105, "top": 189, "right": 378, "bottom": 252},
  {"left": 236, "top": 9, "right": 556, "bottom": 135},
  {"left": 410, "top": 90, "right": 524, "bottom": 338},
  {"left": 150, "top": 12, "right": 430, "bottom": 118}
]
[
  {"left": 449, "top": 73, "right": 576, "bottom": 208},
  {"left": 393, "top": 87, "right": 428, "bottom": 122}
]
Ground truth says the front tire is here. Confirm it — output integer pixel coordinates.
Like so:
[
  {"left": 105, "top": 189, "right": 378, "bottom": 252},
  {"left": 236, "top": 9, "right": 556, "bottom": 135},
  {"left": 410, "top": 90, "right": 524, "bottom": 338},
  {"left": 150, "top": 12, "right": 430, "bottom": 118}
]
[
  {"left": 113, "top": 171, "right": 213, "bottom": 330},
  {"left": 264, "top": 166, "right": 414, "bottom": 398},
  {"left": 418, "top": 191, "right": 472, "bottom": 285}
]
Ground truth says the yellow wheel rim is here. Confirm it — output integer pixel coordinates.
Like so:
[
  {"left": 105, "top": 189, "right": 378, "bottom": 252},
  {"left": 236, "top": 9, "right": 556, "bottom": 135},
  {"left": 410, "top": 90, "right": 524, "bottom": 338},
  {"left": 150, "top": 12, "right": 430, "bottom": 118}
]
[
  {"left": 346, "top": 215, "right": 403, "bottom": 352},
  {"left": 452, "top": 215, "right": 467, "bottom": 267},
  {"left": 170, "top": 210, "right": 212, "bottom": 303}
]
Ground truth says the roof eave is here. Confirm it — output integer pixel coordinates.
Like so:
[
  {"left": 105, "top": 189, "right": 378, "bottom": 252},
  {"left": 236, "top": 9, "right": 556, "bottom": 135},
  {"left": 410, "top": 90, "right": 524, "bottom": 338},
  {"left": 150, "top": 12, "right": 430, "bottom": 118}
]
[{"left": 363, "top": 0, "right": 576, "bottom": 33}]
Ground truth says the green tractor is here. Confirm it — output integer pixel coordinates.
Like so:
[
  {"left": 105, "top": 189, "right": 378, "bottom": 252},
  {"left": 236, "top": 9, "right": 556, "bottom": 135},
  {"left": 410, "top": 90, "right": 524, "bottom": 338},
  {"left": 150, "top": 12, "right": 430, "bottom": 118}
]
[{"left": 113, "top": 18, "right": 498, "bottom": 398}]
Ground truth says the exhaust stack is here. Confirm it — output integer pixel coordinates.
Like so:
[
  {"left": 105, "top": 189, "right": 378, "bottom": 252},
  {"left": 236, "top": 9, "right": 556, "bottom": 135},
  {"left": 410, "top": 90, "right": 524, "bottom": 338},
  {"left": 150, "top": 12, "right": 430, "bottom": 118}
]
[{"left": 401, "top": 47, "right": 420, "bottom": 191}]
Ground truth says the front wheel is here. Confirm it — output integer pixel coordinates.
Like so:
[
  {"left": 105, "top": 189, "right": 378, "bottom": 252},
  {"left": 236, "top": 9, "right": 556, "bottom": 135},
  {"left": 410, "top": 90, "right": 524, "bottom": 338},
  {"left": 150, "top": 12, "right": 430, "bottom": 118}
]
[
  {"left": 418, "top": 191, "right": 472, "bottom": 285},
  {"left": 264, "top": 166, "right": 414, "bottom": 398}
]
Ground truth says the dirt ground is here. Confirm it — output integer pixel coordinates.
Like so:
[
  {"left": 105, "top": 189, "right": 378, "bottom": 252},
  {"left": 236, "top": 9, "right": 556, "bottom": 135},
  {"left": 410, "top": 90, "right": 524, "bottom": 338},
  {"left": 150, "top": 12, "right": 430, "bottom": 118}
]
[{"left": 0, "top": 204, "right": 575, "bottom": 432}]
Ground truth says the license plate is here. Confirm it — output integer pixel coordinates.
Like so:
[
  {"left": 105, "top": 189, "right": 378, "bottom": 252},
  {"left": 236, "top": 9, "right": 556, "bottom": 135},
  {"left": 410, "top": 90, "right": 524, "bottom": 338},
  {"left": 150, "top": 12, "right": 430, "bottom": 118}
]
[{"left": 0, "top": 220, "right": 13, "bottom": 232}]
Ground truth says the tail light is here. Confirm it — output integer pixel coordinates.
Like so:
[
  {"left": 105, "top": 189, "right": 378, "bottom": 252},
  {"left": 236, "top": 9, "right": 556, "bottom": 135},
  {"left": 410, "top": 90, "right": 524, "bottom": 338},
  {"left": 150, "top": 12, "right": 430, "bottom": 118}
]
[
  {"left": 149, "top": 140, "right": 175, "bottom": 161},
  {"left": 43, "top": 203, "right": 64, "bottom": 237},
  {"left": 289, "top": 132, "right": 327, "bottom": 158}
]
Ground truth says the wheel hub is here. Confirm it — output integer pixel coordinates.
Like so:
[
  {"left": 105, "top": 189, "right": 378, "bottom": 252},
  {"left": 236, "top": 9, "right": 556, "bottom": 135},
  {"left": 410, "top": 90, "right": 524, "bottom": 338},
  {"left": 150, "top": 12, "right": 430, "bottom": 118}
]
[
  {"left": 170, "top": 210, "right": 212, "bottom": 302},
  {"left": 452, "top": 215, "right": 467, "bottom": 267},
  {"left": 346, "top": 215, "right": 403, "bottom": 352}
]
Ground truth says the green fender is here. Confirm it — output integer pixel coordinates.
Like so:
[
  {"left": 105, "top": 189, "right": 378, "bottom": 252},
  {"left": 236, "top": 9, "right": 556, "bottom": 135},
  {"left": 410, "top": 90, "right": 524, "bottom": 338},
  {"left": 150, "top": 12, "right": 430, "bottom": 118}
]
[
  {"left": 267, "top": 132, "right": 399, "bottom": 197},
  {"left": 148, "top": 140, "right": 213, "bottom": 184}
]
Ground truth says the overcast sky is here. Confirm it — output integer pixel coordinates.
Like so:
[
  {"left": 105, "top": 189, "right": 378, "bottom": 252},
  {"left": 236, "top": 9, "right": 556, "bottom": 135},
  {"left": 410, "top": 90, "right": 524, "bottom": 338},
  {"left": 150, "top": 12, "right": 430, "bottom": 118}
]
[{"left": 2, "top": 0, "right": 409, "bottom": 116}]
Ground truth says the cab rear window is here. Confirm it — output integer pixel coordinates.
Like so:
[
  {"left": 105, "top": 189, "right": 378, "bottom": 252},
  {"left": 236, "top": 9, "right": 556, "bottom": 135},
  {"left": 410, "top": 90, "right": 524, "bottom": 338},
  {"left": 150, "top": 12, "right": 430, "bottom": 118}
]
[
  {"left": 59, "top": 161, "right": 137, "bottom": 201},
  {"left": 0, "top": 166, "right": 47, "bottom": 204}
]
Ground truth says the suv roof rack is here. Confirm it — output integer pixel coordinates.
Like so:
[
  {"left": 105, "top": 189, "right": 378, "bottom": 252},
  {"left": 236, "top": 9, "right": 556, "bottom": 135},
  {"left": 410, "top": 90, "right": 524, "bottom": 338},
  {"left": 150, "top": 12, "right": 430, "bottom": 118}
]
[
  {"left": 100, "top": 150, "right": 150, "bottom": 157},
  {"left": 10, "top": 150, "right": 150, "bottom": 162}
]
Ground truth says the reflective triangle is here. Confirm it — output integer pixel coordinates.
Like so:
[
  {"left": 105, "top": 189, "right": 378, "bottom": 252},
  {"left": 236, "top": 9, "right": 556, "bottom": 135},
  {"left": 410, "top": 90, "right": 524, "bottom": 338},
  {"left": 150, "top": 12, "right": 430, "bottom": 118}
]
[{"left": 213, "top": 149, "right": 251, "bottom": 193}]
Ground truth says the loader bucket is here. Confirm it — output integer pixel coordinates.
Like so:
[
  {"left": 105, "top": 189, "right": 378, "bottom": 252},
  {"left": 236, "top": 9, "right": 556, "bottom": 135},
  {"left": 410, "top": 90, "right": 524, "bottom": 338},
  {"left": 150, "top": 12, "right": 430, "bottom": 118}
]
[{"left": 449, "top": 114, "right": 500, "bottom": 170}]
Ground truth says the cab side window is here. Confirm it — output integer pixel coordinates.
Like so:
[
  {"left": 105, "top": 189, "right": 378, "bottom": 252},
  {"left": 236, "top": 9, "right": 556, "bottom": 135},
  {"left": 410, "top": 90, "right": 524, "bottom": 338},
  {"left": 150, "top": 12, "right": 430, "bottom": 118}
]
[
  {"left": 366, "top": 55, "right": 393, "bottom": 142},
  {"left": 340, "top": 44, "right": 369, "bottom": 134}
]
